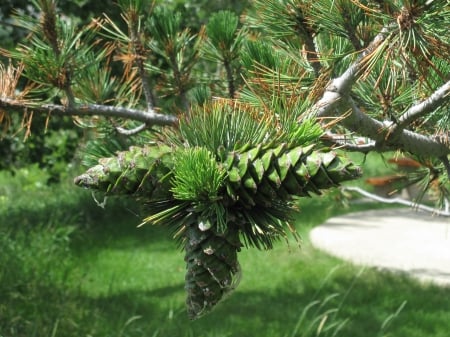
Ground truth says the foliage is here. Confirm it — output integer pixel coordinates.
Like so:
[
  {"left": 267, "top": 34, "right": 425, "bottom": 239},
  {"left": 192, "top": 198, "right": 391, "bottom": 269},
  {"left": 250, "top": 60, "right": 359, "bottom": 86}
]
[
  {"left": 0, "top": 0, "right": 248, "bottom": 172},
  {"left": 0, "top": 114, "right": 80, "bottom": 182}
]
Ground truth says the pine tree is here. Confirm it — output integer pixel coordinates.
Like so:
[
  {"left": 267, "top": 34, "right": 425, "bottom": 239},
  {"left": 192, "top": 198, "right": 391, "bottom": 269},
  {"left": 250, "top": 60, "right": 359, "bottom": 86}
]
[{"left": 1, "top": 0, "right": 449, "bottom": 318}]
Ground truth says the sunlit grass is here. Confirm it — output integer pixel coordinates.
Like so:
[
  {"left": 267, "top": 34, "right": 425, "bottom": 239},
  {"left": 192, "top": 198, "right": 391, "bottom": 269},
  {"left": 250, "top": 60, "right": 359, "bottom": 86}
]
[{"left": 1, "top": 164, "right": 449, "bottom": 337}]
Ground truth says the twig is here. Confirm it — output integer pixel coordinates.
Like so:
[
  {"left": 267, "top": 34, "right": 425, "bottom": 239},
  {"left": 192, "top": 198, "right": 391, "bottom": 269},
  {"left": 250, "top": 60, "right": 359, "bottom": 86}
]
[
  {"left": 441, "top": 155, "right": 450, "bottom": 178},
  {"left": 116, "top": 123, "right": 148, "bottom": 135},
  {"left": 0, "top": 97, "right": 178, "bottom": 126},
  {"left": 321, "top": 132, "right": 377, "bottom": 153},
  {"left": 342, "top": 186, "right": 450, "bottom": 217},
  {"left": 224, "top": 59, "right": 236, "bottom": 99},
  {"left": 334, "top": 142, "right": 378, "bottom": 153},
  {"left": 92, "top": 191, "right": 108, "bottom": 209},
  {"left": 129, "top": 15, "right": 156, "bottom": 111}
]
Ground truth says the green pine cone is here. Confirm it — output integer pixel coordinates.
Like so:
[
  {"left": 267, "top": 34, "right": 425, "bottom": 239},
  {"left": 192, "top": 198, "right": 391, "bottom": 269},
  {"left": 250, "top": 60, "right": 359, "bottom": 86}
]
[
  {"left": 74, "top": 145, "right": 172, "bottom": 199},
  {"left": 184, "top": 223, "right": 242, "bottom": 320},
  {"left": 225, "top": 144, "right": 361, "bottom": 206}
]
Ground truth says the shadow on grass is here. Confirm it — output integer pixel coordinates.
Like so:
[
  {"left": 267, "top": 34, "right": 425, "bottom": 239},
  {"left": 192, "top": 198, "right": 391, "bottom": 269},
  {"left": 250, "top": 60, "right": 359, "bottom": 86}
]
[
  {"left": 0, "top": 182, "right": 178, "bottom": 253},
  {"left": 0, "top": 281, "right": 184, "bottom": 337}
]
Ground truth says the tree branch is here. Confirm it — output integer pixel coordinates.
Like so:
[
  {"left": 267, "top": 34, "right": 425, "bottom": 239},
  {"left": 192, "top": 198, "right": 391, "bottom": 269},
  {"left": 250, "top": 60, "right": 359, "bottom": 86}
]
[
  {"left": 310, "top": 31, "right": 391, "bottom": 118},
  {"left": 0, "top": 97, "right": 178, "bottom": 126},
  {"left": 343, "top": 98, "right": 450, "bottom": 157},
  {"left": 310, "top": 25, "right": 394, "bottom": 119},
  {"left": 314, "top": 88, "right": 450, "bottom": 157},
  {"left": 129, "top": 15, "right": 156, "bottom": 111},
  {"left": 321, "top": 132, "right": 377, "bottom": 153},
  {"left": 396, "top": 80, "right": 450, "bottom": 129},
  {"left": 309, "top": 24, "right": 450, "bottom": 158},
  {"left": 293, "top": 7, "right": 321, "bottom": 77},
  {"left": 224, "top": 59, "right": 236, "bottom": 98},
  {"left": 342, "top": 186, "right": 450, "bottom": 217}
]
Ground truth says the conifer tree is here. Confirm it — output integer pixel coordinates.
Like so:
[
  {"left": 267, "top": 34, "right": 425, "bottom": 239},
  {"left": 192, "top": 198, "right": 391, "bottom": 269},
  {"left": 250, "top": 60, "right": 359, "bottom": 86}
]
[{"left": 1, "top": 0, "right": 449, "bottom": 318}]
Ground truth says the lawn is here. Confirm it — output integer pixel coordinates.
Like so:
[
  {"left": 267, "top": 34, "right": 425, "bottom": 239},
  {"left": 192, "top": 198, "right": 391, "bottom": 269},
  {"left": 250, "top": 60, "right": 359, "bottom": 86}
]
[{"left": 1, "top": 163, "right": 449, "bottom": 337}]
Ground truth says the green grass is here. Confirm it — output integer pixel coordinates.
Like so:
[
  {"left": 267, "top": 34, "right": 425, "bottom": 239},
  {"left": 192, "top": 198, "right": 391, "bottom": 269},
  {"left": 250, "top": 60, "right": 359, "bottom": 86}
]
[{"left": 0, "top": 164, "right": 449, "bottom": 337}]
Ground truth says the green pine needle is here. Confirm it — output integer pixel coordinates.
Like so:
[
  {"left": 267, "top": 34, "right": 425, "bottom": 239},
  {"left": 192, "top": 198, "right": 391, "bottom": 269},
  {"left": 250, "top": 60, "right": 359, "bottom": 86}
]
[
  {"left": 206, "top": 10, "right": 239, "bottom": 52},
  {"left": 164, "top": 101, "right": 269, "bottom": 156},
  {"left": 171, "top": 147, "right": 226, "bottom": 202}
]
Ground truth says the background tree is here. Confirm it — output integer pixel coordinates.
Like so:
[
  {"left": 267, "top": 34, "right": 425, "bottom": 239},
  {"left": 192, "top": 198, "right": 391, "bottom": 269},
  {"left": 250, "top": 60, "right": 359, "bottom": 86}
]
[
  {"left": 0, "top": 0, "right": 248, "bottom": 176},
  {"left": 0, "top": 0, "right": 449, "bottom": 319}
]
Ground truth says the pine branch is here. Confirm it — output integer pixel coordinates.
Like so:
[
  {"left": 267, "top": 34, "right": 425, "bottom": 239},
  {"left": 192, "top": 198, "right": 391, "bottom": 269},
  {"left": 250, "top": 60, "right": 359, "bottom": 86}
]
[
  {"left": 341, "top": 13, "right": 363, "bottom": 51},
  {"left": 300, "top": 27, "right": 321, "bottom": 77},
  {"left": 342, "top": 186, "right": 450, "bottom": 217},
  {"left": 0, "top": 97, "right": 177, "bottom": 126},
  {"left": 312, "top": 25, "right": 392, "bottom": 118},
  {"left": 345, "top": 98, "right": 449, "bottom": 157},
  {"left": 204, "top": 10, "right": 242, "bottom": 99},
  {"left": 309, "top": 22, "right": 450, "bottom": 158},
  {"left": 313, "top": 86, "right": 450, "bottom": 157},
  {"left": 396, "top": 80, "right": 450, "bottom": 129},
  {"left": 292, "top": 4, "right": 321, "bottom": 76},
  {"left": 129, "top": 17, "right": 156, "bottom": 111},
  {"left": 39, "top": 0, "right": 76, "bottom": 107},
  {"left": 224, "top": 59, "right": 236, "bottom": 98}
]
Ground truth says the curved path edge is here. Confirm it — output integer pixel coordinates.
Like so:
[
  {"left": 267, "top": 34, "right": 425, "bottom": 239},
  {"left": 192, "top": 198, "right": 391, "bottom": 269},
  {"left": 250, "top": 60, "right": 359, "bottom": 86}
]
[{"left": 309, "top": 208, "right": 450, "bottom": 286}]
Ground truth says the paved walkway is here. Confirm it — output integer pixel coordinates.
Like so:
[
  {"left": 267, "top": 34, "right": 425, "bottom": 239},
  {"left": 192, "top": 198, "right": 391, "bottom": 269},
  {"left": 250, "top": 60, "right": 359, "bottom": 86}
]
[{"left": 309, "top": 208, "right": 450, "bottom": 286}]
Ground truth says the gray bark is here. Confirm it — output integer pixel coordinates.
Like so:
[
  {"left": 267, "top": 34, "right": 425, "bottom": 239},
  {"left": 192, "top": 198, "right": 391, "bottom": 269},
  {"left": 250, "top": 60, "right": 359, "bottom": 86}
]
[
  {"left": 309, "top": 26, "right": 450, "bottom": 158},
  {"left": 0, "top": 98, "right": 178, "bottom": 126}
]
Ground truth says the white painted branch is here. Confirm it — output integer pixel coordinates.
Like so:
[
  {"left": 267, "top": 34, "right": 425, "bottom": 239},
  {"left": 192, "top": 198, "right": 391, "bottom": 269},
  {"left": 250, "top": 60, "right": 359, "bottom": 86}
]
[{"left": 342, "top": 186, "right": 450, "bottom": 217}]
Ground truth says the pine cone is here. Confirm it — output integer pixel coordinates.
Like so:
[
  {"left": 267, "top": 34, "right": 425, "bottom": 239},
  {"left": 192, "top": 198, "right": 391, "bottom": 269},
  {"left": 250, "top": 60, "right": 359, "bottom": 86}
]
[
  {"left": 224, "top": 144, "right": 361, "bottom": 206},
  {"left": 74, "top": 145, "right": 172, "bottom": 199},
  {"left": 184, "top": 223, "right": 241, "bottom": 320}
]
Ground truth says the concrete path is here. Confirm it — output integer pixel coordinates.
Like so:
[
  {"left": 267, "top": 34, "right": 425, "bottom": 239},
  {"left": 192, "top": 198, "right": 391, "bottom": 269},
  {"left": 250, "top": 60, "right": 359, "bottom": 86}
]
[{"left": 309, "top": 208, "right": 450, "bottom": 286}]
